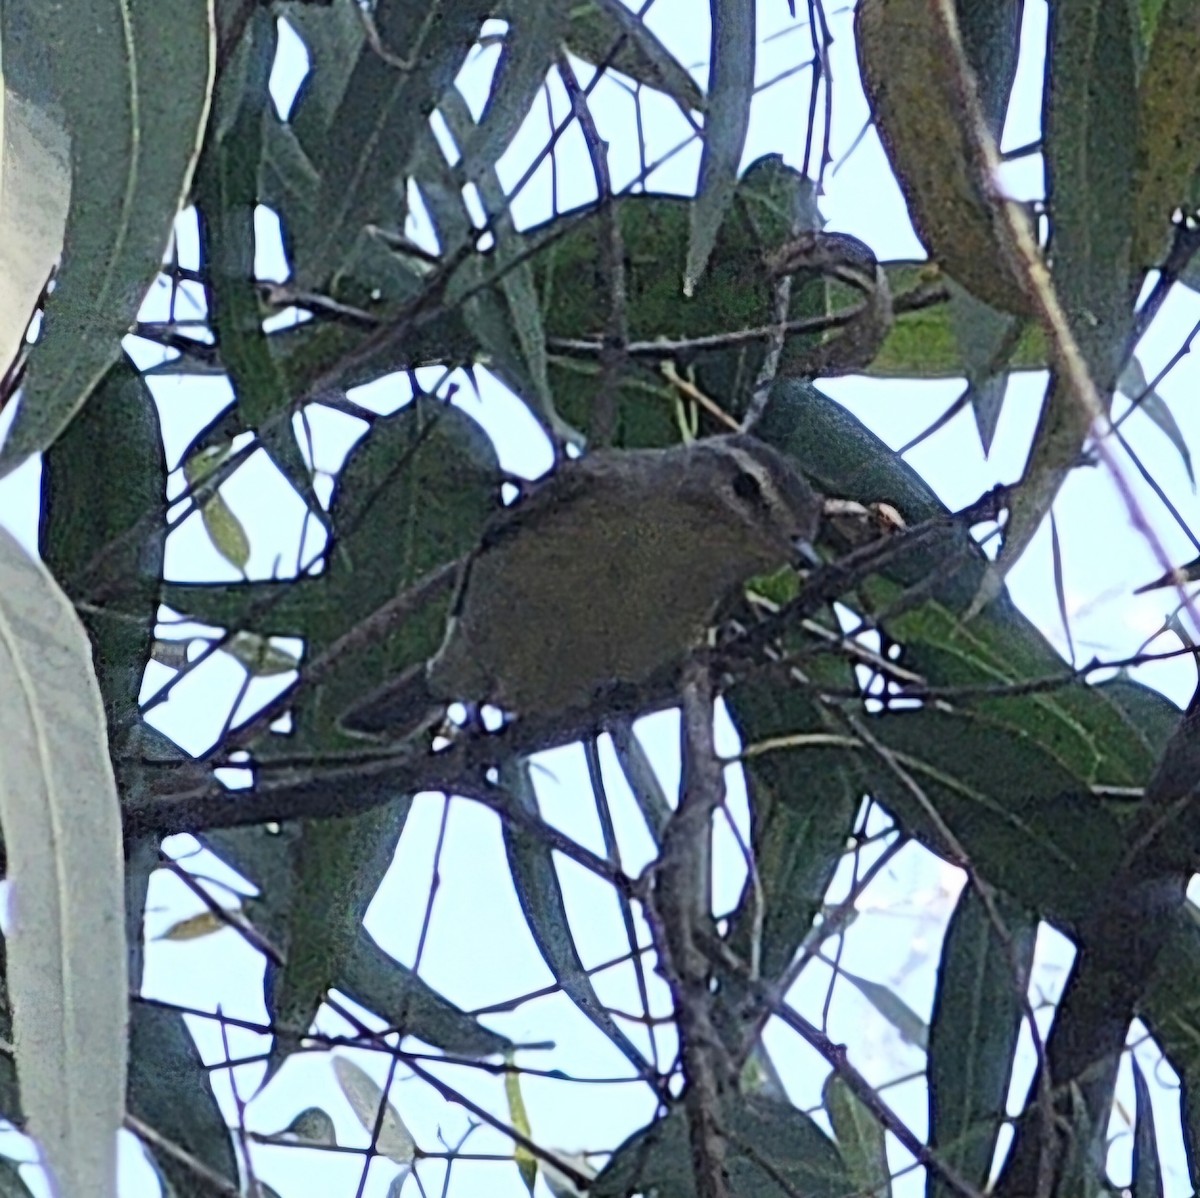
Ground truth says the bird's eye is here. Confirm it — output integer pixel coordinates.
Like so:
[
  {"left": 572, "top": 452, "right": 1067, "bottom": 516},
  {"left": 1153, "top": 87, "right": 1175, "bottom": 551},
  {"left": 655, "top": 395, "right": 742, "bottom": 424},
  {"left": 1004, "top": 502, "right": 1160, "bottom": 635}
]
[{"left": 732, "top": 471, "right": 764, "bottom": 503}]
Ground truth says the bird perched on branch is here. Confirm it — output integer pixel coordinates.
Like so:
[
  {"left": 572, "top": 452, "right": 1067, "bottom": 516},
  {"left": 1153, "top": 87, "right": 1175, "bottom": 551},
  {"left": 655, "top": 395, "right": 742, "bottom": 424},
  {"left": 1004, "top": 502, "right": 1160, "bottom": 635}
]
[{"left": 341, "top": 434, "right": 822, "bottom": 736}]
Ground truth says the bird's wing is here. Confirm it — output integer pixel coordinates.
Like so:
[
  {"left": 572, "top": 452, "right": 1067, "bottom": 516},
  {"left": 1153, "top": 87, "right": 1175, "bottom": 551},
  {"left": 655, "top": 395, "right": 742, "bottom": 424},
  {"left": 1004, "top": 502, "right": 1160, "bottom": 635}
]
[{"left": 448, "top": 455, "right": 624, "bottom": 615}]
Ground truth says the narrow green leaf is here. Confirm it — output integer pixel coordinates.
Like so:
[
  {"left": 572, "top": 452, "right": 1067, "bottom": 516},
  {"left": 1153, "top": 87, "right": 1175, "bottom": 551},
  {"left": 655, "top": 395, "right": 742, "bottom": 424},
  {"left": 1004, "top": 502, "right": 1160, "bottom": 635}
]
[
  {"left": 184, "top": 445, "right": 252, "bottom": 575},
  {"left": 608, "top": 719, "right": 671, "bottom": 841},
  {"left": 500, "top": 759, "right": 650, "bottom": 1072},
  {"left": 837, "top": 968, "right": 928, "bottom": 1050},
  {"left": 128, "top": 1004, "right": 239, "bottom": 1195},
  {"left": 686, "top": 0, "right": 754, "bottom": 293},
  {"left": 439, "top": 90, "right": 572, "bottom": 443},
  {"left": 1120, "top": 356, "right": 1194, "bottom": 488},
  {"left": 503, "top": 1046, "right": 538, "bottom": 1195},
  {"left": 457, "top": 3, "right": 562, "bottom": 186},
  {"left": 338, "top": 928, "right": 513, "bottom": 1059},
  {"left": 297, "top": 0, "right": 482, "bottom": 286},
  {"left": 0, "top": 0, "right": 213, "bottom": 474},
  {"left": 928, "top": 888, "right": 1034, "bottom": 1198},
  {"left": 1131, "top": 1054, "right": 1165, "bottom": 1198},
  {"left": 197, "top": 9, "right": 295, "bottom": 432},
  {"left": 565, "top": 0, "right": 705, "bottom": 113},
  {"left": 824, "top": 1075, "right": 890, "bottom": 1198},
  {"left": 39, "top": 357, "right": 167, "bottom": 733},
  {"left": 990, "top": 0, "right": 1140, "bottom": 601},
  {"left": 266, "top": 797, "right": 410, "bottom": 1079}
]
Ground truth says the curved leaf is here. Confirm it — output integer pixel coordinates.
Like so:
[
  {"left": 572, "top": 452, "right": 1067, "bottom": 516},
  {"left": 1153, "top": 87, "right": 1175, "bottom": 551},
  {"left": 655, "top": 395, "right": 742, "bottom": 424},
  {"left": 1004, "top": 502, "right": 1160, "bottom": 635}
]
[
  {"left": 1133, "top": 0, "right": 1200, "bottom": 271},
  {"left": 128, "top": 1003, "right": 239, "bottom": 1196},
  {"left": 686, "top": 0, "right": 754, "bottom": 293},
  {"left": 594, "top": 1093, "right": 852, "bottom": 1198},
  {"left": 295, "top": 0, "right": 482, "bottom": 286},
  {"left": 855, "top": 0, "right": 1029, "bottom": 314},
  {"left": 0, "top": 525, "right": 127, "bottom": 1197},
  {"left": 565, "top": 0, "right": 705, "bottom": 113},
  {"left": 0, "top": 85, "right": 68, "bottom": 386},
  {"left": 825, "top": 1075, "right": 889, "bottom": 1198},
  {"left": 928, "top": 888, "right": 1034, "bottom": 1198},
  {"left": 0, "top": 0, "right": 213, "bottom": 474},
  {"left": 40, "top": 357, "right": 167, "bottom": 734},
  {"left": 990, "top": 0, "right": 1140, "bottom": 601},
  {"left": 1131, "top": 1053, "right": 1164, "bottom": 1198},
  {"left": 500, "top": 760, "right": 650, "bottom": 1074}
]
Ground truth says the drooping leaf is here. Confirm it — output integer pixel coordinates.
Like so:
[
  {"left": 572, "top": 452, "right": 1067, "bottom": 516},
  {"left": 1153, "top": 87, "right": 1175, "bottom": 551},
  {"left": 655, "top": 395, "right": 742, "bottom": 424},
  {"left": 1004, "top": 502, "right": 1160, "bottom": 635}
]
[
  {"left": 196, "top": 8, "right": 295, "bottom": 434},
  {"left": 837, "top": 967, "right": 928, "bottom": 1049},
  {"left": 0, "top": 525, "right": 127, "bottom": 1197},
  {"left": 986, "top": 0, "right": 1140, "bottom": 607},
  {"left": 927, "top": 888, "right": 1035, "bottom": 1198},
  {"left": 40, "top": 356, "right": 167, "bottom": 735},
  {"left": 292, "top": 0, "right": 483, "bottom": 287},
  {"left": 264, "top": 795, "right": 411, "bottom": 1078},
  {"left": 438, "top": 89, "right": 574, "bottom": 444},
  {"left": 1119, "top": 355, "right": 1194, "bottom": 488},
  {"left": 1131, "top": 1052, "right": 1165, "bottom": 1198},
  {"left": 564, "top": 0, "right": 705, "bottom": 113},
  {"left": 594, "top": 1093, "right": 852, "bottom": 1198},
  {"left": 503, "top": 1046, "right": 537, "bottom": 1195},
  {"left": 719, "top": 628, "right": 860, "bottom": 1036},
  {"left": 332, "top": 1056, "right": 416, "bottom": 1168},
  {"left": 824, "top": 1075, "right": 890, "bottom": 1198},
  {"left": 686, "top": 0, "right": 755, "bottom": 293},
  {"left": 1132, "top": 0, "right": 1200, "bottom": 272},
  {"left": 1141, "top": 907, "right": 1200, "bottom": 1185},
  {"left": 184, "top": 445, "right": 252, "bottom": 574},
  {"left": 127, "top": 1003, "right": 239, "bottom": 1197},
  {"left": 456, "top": 1, "right": 562, "bottom": 187},
  {"left": 0, "top": 0, "right": 213, "bottom": 474},
  {"left": 499, "top": 760, "right": 650, "bottom": 1074},
  {"left": 855, "top": 0, "right": 1029, "bottom": 314},
  {"left": 338, "top": 928, "right": 512, "bottom": 1059}
]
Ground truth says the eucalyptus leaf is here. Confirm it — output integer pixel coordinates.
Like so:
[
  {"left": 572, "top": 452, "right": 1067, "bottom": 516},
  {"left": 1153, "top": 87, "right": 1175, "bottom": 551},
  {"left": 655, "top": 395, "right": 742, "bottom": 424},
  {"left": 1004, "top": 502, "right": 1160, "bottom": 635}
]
[
  {"left": 686, "top": 0, "right": 755, "bottom": 293},
  {"left": 0, "top": 526, "right": 127, "bottom": 1197},
  {"left": 824, "top": 1075, "right": 889, "bottom": 1198},
  {"left": 128, "top": 1004, "right": 239, "bottom": 1196},
  {"left": 1131, "top": 1053, "right": 1164, "bottom": 1198},
  {"left": 594, "top": 1093, "right": 852, "bottom": 1198},
  {"left": 928, "top": 888, "right": 1034, "bottom": 1198},
  {"left": 564, "top": 0, "right": 705, "bottom": 113},
  {"left": 500, "top": 760, "right": 650, "bottom": 1073},
  {"left": 332, "top": 1056, "right": 416, "bottom": 1167},
  {"left": 0, "top": 0, "right": 213, "bottom": 474}
]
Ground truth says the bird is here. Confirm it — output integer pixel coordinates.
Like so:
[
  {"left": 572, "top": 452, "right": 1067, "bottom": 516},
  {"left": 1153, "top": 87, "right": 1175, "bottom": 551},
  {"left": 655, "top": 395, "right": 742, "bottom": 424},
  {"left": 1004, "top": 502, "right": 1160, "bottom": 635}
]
[{"left": 340, "top": 433, "right": 823, "bottom": 736}]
